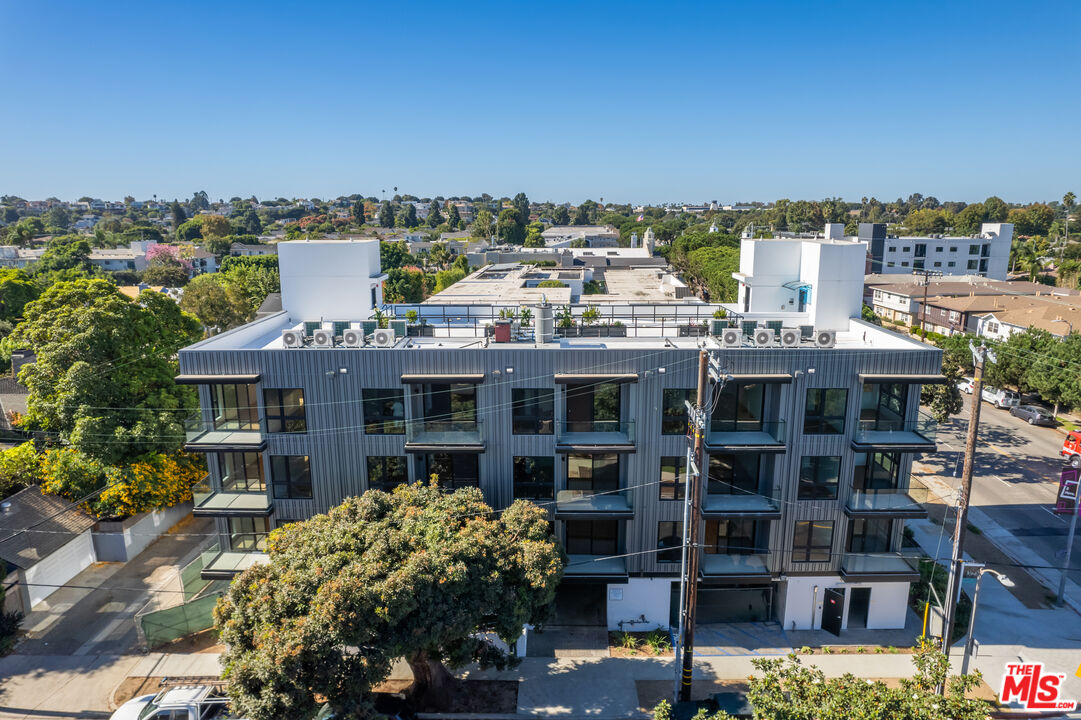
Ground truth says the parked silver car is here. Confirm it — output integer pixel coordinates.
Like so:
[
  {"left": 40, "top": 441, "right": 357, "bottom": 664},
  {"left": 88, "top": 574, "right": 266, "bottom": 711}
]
[{"left": 1010, "top": 404, "right": 1056, "bottom": 426}]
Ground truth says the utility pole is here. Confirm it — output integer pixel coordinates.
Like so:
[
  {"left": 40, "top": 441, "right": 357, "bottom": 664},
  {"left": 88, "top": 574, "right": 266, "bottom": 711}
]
[
  {"left": 674, "top": 350, "right": 709, "bottom": 703},
  {"left": 1057, "top": 481, "right": 1078, "bottom": 606},
  {"left": 942, "top": 343, "right": 995, "bottom": 667},
  {"left": 911, "top": 268, "right": 942, "bottom": 334}
]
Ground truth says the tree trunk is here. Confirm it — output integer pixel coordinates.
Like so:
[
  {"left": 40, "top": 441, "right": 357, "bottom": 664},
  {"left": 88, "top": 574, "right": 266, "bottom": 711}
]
[{"left": 406, "top": 651, "right": 455, "bottom": 709}]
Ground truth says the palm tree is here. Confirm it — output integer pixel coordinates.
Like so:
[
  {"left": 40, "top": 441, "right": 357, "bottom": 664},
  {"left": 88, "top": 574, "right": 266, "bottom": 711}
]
[{"left": 1064, "top": 192, "right": 1076, "bottom": 245}]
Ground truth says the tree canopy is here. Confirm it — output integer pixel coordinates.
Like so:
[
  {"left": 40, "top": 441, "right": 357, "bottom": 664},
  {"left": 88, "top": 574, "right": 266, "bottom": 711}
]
[
  {"left": 215, "top": 484, "right": 563, "bottom": 719},
  {"left": 6, "top": 279, "right": 202, "bottom": 463}
]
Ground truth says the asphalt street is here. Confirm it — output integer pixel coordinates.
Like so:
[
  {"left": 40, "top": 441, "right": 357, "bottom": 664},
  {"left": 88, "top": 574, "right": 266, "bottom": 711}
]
[{"left": 917, "top": 395, "right": 1081, "bottom": 588}]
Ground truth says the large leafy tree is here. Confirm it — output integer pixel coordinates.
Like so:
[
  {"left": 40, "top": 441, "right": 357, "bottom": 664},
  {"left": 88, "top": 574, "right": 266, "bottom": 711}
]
[
  {"left": 215, "top": 485, "right": 563, "bottom": 719},
  {"left": 446, "top": 203, "right": 461, "bottom": 230},
  {"left": 512, "top": 192, "right": 529, "bottom": 229},
  {"left": 427, "top": 200, "right": 444, "bottom": 227},
  {"left": 179, "top": 273, "right": 251, "bottom": 332},
  {"left": 496, "top": 208, "right": 525, "bottom": 244},
  {"left": 8, "top": 279, "right": 202, "bottom": 464},
  {"left": 378, "top": 201, "right": 395, "bottom": 228},
  {"left": 471, "top": 208, "right": 493, "bottom": 238},
  {"left": 0, "top": 268, "right": 40, "bottom": 322}
]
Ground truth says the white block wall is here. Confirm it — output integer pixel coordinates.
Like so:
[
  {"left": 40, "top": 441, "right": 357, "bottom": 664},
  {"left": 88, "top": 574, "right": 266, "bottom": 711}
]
[
  {"left": 23, "top": 531, "right": 96, "bottom": 608},
  {"left": 607, "top": 577, "right": 672, "bottom": 631},
  {"left": 778, "top": 575, "right": 910, "bottom": 631}
]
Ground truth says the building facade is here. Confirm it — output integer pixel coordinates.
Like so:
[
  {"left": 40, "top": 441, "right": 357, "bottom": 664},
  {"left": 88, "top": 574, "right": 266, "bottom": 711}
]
[
  {"left": 178, "top": 238, "right": 942, "bottom": 634},
  {"left": 860, "top": 222, "right": 1013, "bottom": 280}
]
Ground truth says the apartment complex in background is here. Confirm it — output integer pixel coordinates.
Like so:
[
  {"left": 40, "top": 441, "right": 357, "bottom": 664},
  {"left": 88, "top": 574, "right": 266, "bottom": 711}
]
[
  {"left": 858, "top": 222, "right": 1013, "bottom": 280},
  {"left": 867, "top": 275, "right": 1080, "bottom": 338},
  {"left": 177, "top": 236, "right": 942, "bottom": 634}
]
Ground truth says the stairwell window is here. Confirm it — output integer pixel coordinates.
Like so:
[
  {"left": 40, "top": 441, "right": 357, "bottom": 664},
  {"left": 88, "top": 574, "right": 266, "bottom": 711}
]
[
  {"left": 271, "top": 455, "right": 312, "bottom": 499},
  {"left": 803, "top": 388, "right": 848, "bottom": 434},
  {"left": 263, "top": 388, "right": 306, "bottom": 433},
  {"left": 792, "top": 520, "right": 834, "bottom": 563}
]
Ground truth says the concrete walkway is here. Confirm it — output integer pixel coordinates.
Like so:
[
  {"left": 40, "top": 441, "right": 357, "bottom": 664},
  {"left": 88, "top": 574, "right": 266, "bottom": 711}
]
[{"left": 0, "top": 652, "right": 222, "bottom": 720}]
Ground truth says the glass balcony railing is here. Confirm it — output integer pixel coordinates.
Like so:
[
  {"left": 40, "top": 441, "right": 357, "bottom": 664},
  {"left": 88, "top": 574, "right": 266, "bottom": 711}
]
[
  {"left": 557, "top": 420, "right": 635, "bottom": 446},
  {"left": 404, "top": 418, "right": 484, "bottom": 446},
  {"left": 191, "top": 474, "right": 271, "bottom": 516},
  {"left": 704, "top": 484, "right": 781, "bottom": 517},
  {"left": 706, "top": 420, "right": 786, "bottom": 449},
  {"left": 853, "top": 415, "right": 937, "bottom": 448},
  {"left": 840, "top": 551, "right": 920, "bottom": 580},
  {"left": 555, "top": 488, "right": 633, "bottom": 517},
  {"left": 847, "top": 486, "right": 930, "bottom": 516},
  {"left": 701, "top": 552, "right": 771, "bottom": 577},
  {"left": 184, "top": 414, "right": 263, "bottom": 450}
]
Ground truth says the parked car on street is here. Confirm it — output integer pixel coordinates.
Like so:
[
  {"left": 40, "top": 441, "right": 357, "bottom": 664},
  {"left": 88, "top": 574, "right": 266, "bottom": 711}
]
[
  {"left": 957, "top": 377, "right": 975, "bottom": 394},
  {"left": 981, "top": 386, "right": 1020, "bottom": 409},
  {"left": 1062, "top": 431, "right": 1081, "bottom": 467},
  {"left": 1010, "top": 405, "right": 1055, "bottom": 426},
  {"left": 109, "top": 684, "right": 241, "bottom": 720}
]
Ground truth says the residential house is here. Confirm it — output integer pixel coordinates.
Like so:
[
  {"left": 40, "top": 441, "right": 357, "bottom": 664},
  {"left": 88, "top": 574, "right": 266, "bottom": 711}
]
[
  {"left": 230, "top": 243, "right": 277, "bottom": 257},
  {"left": 540, "top": 225, "right": 621, "bottom": 249},
  {"left": 858, "top": 223, "right": 1013, "bottom": 280}
]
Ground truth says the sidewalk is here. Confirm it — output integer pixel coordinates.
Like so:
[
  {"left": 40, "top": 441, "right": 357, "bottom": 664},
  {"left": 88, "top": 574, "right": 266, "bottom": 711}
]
[{"left": 0, "top": 652, "right": 223, "bottom": 719}]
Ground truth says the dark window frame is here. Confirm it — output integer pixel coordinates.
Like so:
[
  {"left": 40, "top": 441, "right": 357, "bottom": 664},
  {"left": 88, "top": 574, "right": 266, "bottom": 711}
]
[
  {"left": 565, "top": 519, "right": 618, "bottom": 556},
  {"left": 705, "top": 518, "right": 761, "bottom": 555},
  {"left": 362, "top": 388, "right": 405, "bottom": 434},
  {"left": 367, "top": 455, "right": 408, "bottom": 492},
  {"left": 270, "top": 455, "right": 312, "bottom": 499},
  {"left": 263, "top": 388, "right": 306, "bottom": 433},
  {"left": 513, "top": 456, "right": 555, "bottom": 499},
  {"left": 656, "top": 521, "right": 683, "bottom": 563},
  {"left": 229, "top": 516, "right": 271, "bottom": 552},
  {"left": 567, "top": 453, "right": 620, "bottom": 492},
  {"left": 511, "top": 388, "right": 554, "bottom": 435},
  {"left": 662, "top": 388, "right": 693, "bottom": 435},
  {"left": 423, "top": 453, "right": 479, "bottom": 489},
  {"left": 798, "top": 455, "right": 841, "bottom": 500},
  {"left": 218, "top": 452, "right": 265, "bottom": 493},
  {"left": 209, "top": 383, "right": 259, "bottom": 431},
  {"left": 707, "top": 453, "right": 760, "bottom": 496},
  {"left": 803, "top": 388, "right": 848, "bottom": 435},
  {"left": 847, "top": 518, "right": 893, "bottom": 553},
  {"left": 711, "top": 383, "right": 764, "bottom": 433},
  {"left": 660, "top": 455, "right": 687, "bottom": 500},
  {"left": 792, "top": 520, "right": 834, "bottom": 563}
]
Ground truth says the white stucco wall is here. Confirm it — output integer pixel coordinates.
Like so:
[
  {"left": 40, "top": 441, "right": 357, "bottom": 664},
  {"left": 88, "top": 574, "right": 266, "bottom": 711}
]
[
  {"left": 92, "top": 502, "right": 191, "bottom": 562},
  {"left": 778, "top": 576, "right": 910, "bottom": 631},
  {"left": 279, "top": 239, "right": 383, "bottom": 322},
  {"left": 23, "top": 531, "right": 96, "bottom": 608},
  {"left": 607, "top": 577, "right": 673, "bottom": 631}
]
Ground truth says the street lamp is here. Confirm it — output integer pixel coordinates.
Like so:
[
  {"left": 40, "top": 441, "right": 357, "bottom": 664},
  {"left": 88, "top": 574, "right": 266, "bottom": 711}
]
[{"left": 960, "top": 567, "right": 1014, "bottom": 676}]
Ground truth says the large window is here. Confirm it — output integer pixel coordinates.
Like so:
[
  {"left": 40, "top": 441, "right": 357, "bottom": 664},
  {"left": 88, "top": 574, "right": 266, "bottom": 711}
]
[
  {"left": 270, "top": 455, "right": 312, "bottom": 499},
  {"left": 513, "top": 456, "right": 554, "bottom": 499},
  {"left": 705, "top": 519, "right": 761, "bottom": 555},
  {"left": 803, "top": 388, "right": 848, "bottom": 434},
  {"left": 662, "top": 389, "right": 693, "bottom": 435},
  {"left": 362, "top": 389, "right": 405, "bottom": 434},
  {"left": 565, "top": 519, "right": 618, "bottom": 556},
  {"left": 798, "top": 456, "right": 841, "bottom": 500},
  {"left": 660, "top": 456, "right": 687, "bottom": 500},
  {"left": 512, "top": 389, "right": 554, "bottom": 435},
  {"left": 566, "top": 382, "right": 620, "bottom": 433},
  {"left": 567, "top": 454, "right": 619, "bottom": 492},
  {"left": 792, "top": 520, "right": 834, "bottom": 563},
  {"left": 209, "top": 384, "right": 259, "bottom": 431},
  {"left": 853, "top": 452, "right": 901, "bottom": 492},
  {"left": 423, "top": 453, "right": 479, "bottom": 489},
  {"left": 711, "top": 383, "right": 764, "bottom": 432},
  {"left": 218, "top": 452, "right": 264, "bottom": 492},
  {"left": 847, "top": 518, "right": 893, "bottom": 553},
  {"left": 707, "top": 454, "right": 760, "bottom": 496},
  {"left": 367, "top": 456, "right": 408, "bottom": 492},
  {"left": 263, "top": 388, "right": 306, "bottom": 433},
  {"left": 656, "top": 521, "right": 683, "bottom": 563},
  {"left": 861, "top": 383, "right": 906, "bottom": 430},
  {"left": 422, "top": 383, "right": 477, "bottom": 430},
  {"left": 229, "top": 516, "right": 271, "bottom": 552}
]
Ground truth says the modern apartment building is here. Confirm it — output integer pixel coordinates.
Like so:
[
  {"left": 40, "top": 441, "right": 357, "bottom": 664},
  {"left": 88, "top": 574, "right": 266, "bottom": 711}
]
[
  {"left": 859, "top": 222, "right": 1013, "bottom": 280},
  {"left": 178, "top": 237, "right": 942, "bottom": 634}
]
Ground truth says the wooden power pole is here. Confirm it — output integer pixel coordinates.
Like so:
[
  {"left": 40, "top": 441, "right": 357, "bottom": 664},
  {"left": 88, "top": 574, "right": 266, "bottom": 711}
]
[
  {"left": 675, "top": 350, "right": 710, "bottom": 702},
  {"left": 942, "top": 343, "right": 994, "bottom": 665}
]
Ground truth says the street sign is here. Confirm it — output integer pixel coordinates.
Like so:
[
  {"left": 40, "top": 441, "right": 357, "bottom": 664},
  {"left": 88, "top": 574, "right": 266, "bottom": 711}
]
[
  {"left": 1055, "top": 467, "right": 1080, "bottom": 515},
  {"left": 962, "top": 562, "right": 986, "bottom": 579}
]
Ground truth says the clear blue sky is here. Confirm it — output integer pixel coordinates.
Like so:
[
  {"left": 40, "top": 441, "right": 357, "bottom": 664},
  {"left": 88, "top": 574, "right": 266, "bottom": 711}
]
[{"left": 1, "top": 0, "right": 1078, "bottom": 205}]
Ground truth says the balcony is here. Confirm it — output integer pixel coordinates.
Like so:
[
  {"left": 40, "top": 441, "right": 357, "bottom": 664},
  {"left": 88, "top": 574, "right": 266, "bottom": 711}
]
[
  {"left": 404, "top": 418, "right": 484, "bottom": 452},
  {"left": 701, "top": 552, "right": 772, "bottom": 580},
  {"left": 846, "top": 486, "right": 930, "bottom": 519},
  {"left": 703, "top": 492, "right": 781, "bottom": 519},
  {"left": 200, "top": 549, "right": 270, "bottom": 579},
  {"left": 192, "top": 476, "right": 272, "bottom": 518},
  {"left": 554, "top": 489, "right": 633, "bottom": 518},
  {"left": 852, "top": 416, "right": 937, "bottom": 452},
  {"left": 184, "top": 416, "right": 264, "bottom": 452},
  {"left": 840, "top": 551, "right": 921, "bottom": 582},
  {"left": 556, "top": 420, "right": 635, "bottom": 453},
  {"left": 563, "top": 554, "right": 628, "bottom": 581},
  {"left": 705, "top": 421, "right": 786, "bottom": 453}
]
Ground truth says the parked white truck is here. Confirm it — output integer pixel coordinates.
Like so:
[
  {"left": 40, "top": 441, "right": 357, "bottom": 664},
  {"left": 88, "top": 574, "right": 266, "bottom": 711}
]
[{"left": 110, "top": 684, "right": 241, "bottom": 720}]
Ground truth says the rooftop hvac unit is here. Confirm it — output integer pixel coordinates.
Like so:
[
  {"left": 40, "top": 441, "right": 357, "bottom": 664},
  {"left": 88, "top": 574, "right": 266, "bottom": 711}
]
[
  {"left": 373, "top": 328, "right": 396, "bottom": 348},
  {"left": 815, "top": 329, "right": 837, "bottom": 348},
  {"left": 780, "top": 328, "right": 800, "bottom": 348},
  {"left": 281, "top": 329, "right": 304, "bottom": 348},
  {"left": 710, "top": 319, "right": 728, "bottom": 336},
  {"left": 312, "top": 328, "right": 334, "bottom": 348},
  {"left": 721, "top": 328, "right": 742, "bottom": 348},
  {"left": 342, "top": 328, "right": 363, "bottom": 348},
  {"left": 390, "top": 320, "right": 408, "bottom": 338},
  {"left": 753, "top": 328, "right": 775, "bottom": 347}
]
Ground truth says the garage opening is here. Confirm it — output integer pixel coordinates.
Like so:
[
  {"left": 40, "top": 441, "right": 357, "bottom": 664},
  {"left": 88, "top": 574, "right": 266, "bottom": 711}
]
[
  {"left": 551, "top": 582, "right": 607, "bottom": 626},
  {"left": 670, "top": 583, "right": 774, "bottom": 625}
]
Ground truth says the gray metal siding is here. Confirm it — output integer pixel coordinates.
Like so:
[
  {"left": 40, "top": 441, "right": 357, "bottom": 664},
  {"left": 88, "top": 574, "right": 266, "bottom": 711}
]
[{"left": 180, "top": 343, "right": 942, "bottom": 578}]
